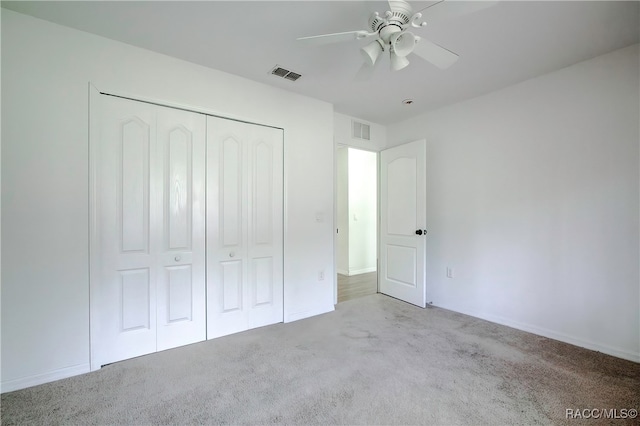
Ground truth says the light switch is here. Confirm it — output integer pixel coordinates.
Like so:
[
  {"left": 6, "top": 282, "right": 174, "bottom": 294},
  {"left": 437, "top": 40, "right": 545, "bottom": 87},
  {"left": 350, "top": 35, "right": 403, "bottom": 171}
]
[{"left": 446, "top": 267, "right": 455, "bottom": 279}]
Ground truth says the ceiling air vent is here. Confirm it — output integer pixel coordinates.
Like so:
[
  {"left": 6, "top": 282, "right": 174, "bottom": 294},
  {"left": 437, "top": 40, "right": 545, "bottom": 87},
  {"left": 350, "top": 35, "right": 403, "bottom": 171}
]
[
  {"left": 352, "top": 120, "right": 371, "bottom": 141},
  {"left": 284, "top": 72, "right": 302, "bottom": 81},
  {"left": 270, "top": 65, "right": 302, "bottom": 82}
]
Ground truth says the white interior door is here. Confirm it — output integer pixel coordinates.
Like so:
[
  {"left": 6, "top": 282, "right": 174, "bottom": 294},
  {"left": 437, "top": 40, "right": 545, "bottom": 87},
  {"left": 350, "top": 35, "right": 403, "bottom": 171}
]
[
  {"left": 90, "top": 93, "right": 206, "bottom": 368},
  {"left": 206, "top": 116, "right": 283, "bottom": 339},
  {"left": 92, "top": 95, "right": 157, "bottom": 368},
  {"left": 379, "top": 139, "right": 427, "bottom": 307},
  {"left": 155, "top": 107, "right": 206, "bottom": 352}
]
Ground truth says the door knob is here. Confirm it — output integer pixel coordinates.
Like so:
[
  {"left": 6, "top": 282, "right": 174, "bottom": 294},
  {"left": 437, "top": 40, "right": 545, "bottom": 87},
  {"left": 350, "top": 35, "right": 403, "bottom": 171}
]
[
  {"left": 229, "top": 252, "right": 235, "bottom": 258},
  {"left": 415, "top": 230, "right": 423, "bottom": 235},
  {"left": 174, "top": 255, "right": 181, "bottom": 262}
]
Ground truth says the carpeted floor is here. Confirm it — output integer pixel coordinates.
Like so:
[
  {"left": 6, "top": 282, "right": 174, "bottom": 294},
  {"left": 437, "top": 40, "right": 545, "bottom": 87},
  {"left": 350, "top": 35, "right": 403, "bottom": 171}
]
[{"left": 2, "top": 294, "right": 638, "bottom": 425}]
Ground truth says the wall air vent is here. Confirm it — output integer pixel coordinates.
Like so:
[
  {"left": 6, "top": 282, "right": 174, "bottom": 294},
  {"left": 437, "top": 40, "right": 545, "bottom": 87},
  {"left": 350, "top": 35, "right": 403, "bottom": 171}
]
[
  {"left": 352, "top": 120, "right": 371, "bottom": 141},
  {"left": 270, "top": 65, "right": 302, "bottom": 82}
]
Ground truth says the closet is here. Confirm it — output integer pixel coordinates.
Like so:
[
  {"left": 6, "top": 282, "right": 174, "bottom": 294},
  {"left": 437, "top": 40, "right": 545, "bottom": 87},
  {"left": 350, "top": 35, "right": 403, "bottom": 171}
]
[{"left": 90, "top": 93, "right": 283, "bottom": 369}]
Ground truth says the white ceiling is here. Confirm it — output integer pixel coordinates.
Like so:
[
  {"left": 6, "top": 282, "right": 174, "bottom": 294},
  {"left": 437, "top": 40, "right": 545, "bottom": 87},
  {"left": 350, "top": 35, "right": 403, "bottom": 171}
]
[{"left": 3, "top": 1, "right": 639, "bottom": 125}]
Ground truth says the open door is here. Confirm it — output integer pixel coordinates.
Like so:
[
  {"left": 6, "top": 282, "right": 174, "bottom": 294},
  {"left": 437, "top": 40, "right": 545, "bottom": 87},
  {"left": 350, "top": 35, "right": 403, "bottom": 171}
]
[{"left": 379, "top": 139, "right": 426, "bottom": 307}]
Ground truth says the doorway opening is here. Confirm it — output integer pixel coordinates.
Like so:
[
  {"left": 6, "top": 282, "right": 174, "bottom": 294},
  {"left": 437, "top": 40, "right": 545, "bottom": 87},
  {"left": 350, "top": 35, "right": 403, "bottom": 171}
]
[{"left": 336, "top": 146, "right": 378, "bottom": 303}]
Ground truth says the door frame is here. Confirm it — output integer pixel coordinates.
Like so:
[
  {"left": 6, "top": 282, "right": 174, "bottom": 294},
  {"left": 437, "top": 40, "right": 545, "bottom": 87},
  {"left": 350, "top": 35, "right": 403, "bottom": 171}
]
[
  {"left": 333, "top": 143, "right": 380, "bottom": 305},
  {"left": 89, "top": 84, "right": 286, "bottom": 370},
  {"left": 88, "top": 84, "right": 101, "bottom": 370},
  {"left": 333, "top": 140, "right": 427, "bottom": 307}
]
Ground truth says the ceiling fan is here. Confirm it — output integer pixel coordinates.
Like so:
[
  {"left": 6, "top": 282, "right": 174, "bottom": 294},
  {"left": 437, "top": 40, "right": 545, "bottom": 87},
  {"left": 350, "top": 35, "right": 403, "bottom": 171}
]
[{"left": 297, "top": 0, "right": 497, "bottom": 75}]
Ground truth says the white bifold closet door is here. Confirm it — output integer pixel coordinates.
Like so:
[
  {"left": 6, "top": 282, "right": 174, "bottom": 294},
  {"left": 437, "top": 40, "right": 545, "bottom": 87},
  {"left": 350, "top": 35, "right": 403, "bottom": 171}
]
[
  {"left": 206, "top": 116, "right": 284, "bottom": 339},
  {"left": 91, "top": 94, "right": 206, "bottom": 369}
]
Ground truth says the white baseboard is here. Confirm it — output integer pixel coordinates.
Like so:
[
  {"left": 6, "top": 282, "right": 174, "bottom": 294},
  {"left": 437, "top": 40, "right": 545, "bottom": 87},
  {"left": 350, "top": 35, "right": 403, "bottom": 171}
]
[
  {"left": 348, "top": 267, "right": 376, "bottom": 275},
  {"left": 434, "top": 303, "right": 640, "bottom": 363},
  {"left": 1, "top": 363, "right": 91, "bottom": 393},
  {"left": 337, "top": 268, "right": 377, "bottom": 276},
  {"left": 285, "top": 304, "right": 334, "bottom": 323}
]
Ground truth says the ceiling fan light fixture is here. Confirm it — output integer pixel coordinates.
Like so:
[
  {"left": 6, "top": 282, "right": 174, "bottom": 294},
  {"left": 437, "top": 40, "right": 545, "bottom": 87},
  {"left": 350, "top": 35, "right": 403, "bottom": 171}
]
[
  {"left": 391, "top": 31, "right": 416, "bottom": 58},
  {"left": 361, "top": 39, "right": 385, "bottom": 66},
  {"left": 390, "top": 51, "right": 410, "bottom": 71}
]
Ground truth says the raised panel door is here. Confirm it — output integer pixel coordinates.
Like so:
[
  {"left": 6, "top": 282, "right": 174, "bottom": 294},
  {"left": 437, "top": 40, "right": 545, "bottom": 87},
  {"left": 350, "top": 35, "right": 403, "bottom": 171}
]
[
  {"left": 91, "top": 93, "right": 206, "bottom": 368},
  {"left": 207, "top": 118, "right": 249, "bottom": 338},
  {"left": 156, "top": 108, "right": 206, "bottom": 351},
  {"left": 206, "top": 116, "right": 283, "bottom": 339},
  {"left": 379, "top": 140, "right": 427, "bottom": 307},
  {"left": 92, "top": 95, "right": 157, "bottom": 368},
  {"left": 246, "top": 126, "right": 283, "bottom": 328}
]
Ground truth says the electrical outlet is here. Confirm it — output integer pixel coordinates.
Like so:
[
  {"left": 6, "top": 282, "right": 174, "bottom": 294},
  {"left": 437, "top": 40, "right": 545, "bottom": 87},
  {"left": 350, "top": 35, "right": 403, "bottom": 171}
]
[{"left": 318, "top": 270, "right": 325, "bottom": 281}]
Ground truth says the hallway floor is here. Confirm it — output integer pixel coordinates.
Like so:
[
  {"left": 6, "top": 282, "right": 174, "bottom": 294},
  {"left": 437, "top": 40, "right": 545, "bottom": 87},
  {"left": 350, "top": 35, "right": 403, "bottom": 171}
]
[{"left": 337, "top": 272, "right": 377, "bottom": 303}]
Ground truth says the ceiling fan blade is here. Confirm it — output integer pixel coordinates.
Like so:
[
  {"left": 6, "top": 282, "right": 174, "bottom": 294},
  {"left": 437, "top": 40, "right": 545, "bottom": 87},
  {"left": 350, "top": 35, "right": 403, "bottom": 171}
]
[
  {"left": 417, "top": 0, "right": 498, "bottom": 22},
  {"left": 355, "top": 62, "right": 375, "bottom": 82},
  {"left": 412, "top": 38, "right": 459, "bottom": 69},
  {"left": 297, "top": 30, "right": 371, "bottom": 46}
]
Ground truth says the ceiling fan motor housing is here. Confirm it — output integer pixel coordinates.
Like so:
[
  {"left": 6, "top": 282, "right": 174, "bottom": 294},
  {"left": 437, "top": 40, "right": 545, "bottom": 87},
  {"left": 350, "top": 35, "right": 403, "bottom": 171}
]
[
  {"left": 368, "top": 0, "right": 413, "bottom": 44},
  {"left": 387, "top": 0, "right": 413, "bottom": 24}
]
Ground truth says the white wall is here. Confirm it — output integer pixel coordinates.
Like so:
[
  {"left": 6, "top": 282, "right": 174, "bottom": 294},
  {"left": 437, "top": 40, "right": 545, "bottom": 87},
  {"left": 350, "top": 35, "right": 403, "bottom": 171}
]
[
  {"left": 1, "top": 9, "right": 335, "bottom": 391},
  {"left": 334, "top": 112, "right": 387, "bottom": 152},
  {"left": 388, "top": 44, "right": 640, "bottom": 362},
  {"left": 336, "top": 147, "right": 349, "bottom": 275},
  {"left": 0, "top": 7, "right": 3, "bottom": 383},
  {"left": 347, "top": 149, "right": 377, "bottom": 275},
  {"left": 336, "top": 148, "right": 377, "bottom": 276}
]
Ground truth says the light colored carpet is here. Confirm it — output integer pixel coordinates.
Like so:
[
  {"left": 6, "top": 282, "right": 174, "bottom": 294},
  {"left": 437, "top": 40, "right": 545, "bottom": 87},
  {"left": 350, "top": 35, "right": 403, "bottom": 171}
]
[{"left": 2, "top": 294, "right": 638, "bottom": 425}]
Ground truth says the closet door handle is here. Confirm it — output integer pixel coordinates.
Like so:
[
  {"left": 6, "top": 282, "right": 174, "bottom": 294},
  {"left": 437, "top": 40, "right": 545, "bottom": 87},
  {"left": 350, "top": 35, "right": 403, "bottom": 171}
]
[{"left": 229, "top": 252, "right": 235, "bottom": 258}]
